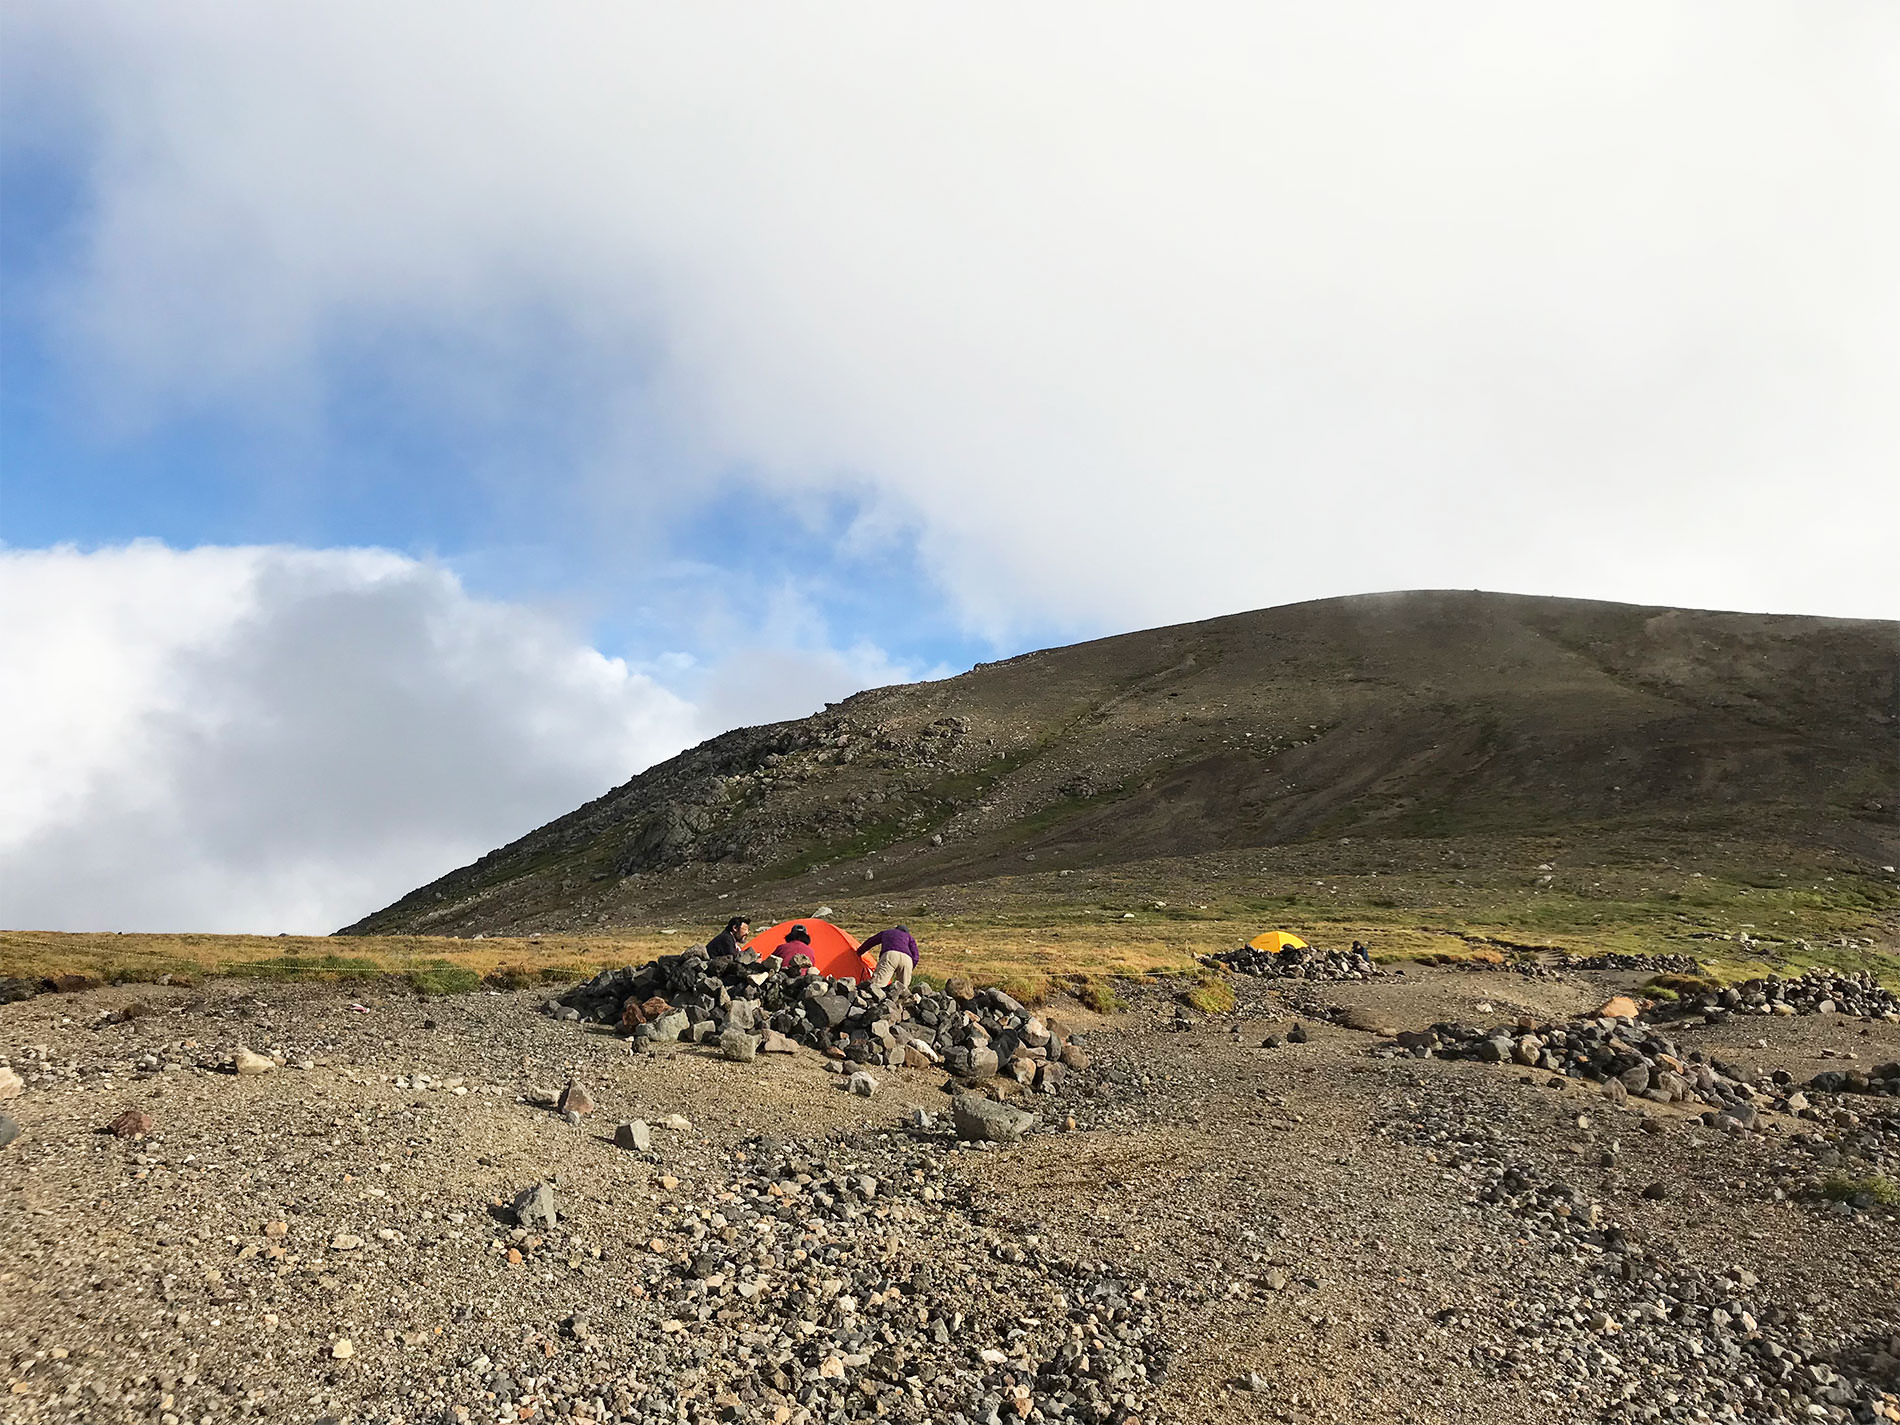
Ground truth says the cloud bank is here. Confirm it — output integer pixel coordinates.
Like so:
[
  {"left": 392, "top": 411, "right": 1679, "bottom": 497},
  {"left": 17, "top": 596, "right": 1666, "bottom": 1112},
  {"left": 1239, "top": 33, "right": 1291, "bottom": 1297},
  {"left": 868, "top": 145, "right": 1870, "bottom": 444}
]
[
  {"left": 7, "top": 2, "right": 1894, "bottom": 633},
  {"left": 0, "top": 544, "right": 700, "bottom": 933}
]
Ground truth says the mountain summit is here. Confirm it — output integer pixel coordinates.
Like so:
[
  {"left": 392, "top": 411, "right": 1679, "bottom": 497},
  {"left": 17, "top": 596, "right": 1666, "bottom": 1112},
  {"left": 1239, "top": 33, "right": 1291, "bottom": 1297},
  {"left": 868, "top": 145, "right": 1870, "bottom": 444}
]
[{"left": 341, "top": 591, "right": 1897, "bottom": 937}]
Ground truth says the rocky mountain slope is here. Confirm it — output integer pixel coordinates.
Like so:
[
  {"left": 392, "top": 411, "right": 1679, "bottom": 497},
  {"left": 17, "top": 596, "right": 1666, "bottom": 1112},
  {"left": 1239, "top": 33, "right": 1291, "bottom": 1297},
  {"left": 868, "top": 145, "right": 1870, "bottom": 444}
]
[{"left": 341, "top": 591, "right": 1899, "bottom": 938}]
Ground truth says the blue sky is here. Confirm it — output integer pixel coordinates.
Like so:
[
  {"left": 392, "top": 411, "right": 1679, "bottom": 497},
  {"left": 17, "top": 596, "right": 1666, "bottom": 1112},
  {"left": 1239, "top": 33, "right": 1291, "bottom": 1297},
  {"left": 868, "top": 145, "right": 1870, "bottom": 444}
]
[
  {"left": 3, "top": 2, "right": 1895, "bottom": 932},
  {"left": 1, "top": 124, "right": 994, "bottom": 683}
]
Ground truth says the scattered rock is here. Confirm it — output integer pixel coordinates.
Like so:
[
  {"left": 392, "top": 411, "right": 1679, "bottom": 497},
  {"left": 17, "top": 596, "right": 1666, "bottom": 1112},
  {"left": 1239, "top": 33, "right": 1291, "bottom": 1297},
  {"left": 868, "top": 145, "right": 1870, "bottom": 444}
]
[
  {"left": 511, "top": 1181, "right": 558, "bottom": 1231},
  {"left": 107, "top": 1108, "right": 152, "bottom": 1138},
  {"left": 614, "top": 1120, "right": 651, "bottom": 1152},
  {"left": 233, "top": 1048, "right": 275, "bottom": 1076}
]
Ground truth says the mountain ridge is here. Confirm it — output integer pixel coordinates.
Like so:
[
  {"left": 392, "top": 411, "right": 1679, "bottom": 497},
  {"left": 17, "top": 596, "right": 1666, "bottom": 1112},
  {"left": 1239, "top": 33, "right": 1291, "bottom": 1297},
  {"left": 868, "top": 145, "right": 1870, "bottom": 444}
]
[{"left": 339, "top": 589, "right": 1899, "bottom": 937}]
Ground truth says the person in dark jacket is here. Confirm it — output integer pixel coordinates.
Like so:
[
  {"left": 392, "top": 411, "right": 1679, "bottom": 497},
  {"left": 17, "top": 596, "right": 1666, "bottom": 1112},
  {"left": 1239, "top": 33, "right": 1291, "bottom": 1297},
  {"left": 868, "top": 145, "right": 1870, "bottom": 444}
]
[
  {"left": 705, "top": 916, "right": 751, "bottom": 959},
  {"left": 859, "top": 925, "right": 919, "bottom": 991}
]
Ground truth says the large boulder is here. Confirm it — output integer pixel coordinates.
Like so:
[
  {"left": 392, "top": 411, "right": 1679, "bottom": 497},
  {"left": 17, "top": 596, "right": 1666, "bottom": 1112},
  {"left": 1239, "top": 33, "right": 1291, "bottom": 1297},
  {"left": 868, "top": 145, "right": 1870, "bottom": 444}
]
[
  {"left": 806, "top": 994, "right": 851, "bottom": 1030},
  {"left": 952, "top": 1093, "right": 1036, "bottom": 1145}
]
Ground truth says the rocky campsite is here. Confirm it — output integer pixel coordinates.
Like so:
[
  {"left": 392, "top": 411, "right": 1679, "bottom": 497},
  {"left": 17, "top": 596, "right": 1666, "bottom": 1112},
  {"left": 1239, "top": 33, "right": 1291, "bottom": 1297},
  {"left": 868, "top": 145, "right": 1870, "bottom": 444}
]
[{"left": 3, "top": 593, "right": 1897, "bottom": 1425}]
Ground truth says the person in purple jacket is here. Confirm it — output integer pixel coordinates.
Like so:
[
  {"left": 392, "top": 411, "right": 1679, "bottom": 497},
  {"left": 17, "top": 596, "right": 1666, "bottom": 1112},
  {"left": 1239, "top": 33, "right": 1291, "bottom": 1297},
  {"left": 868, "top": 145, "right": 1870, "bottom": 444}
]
[{"left": 859, "top": 925, "right": 919, "bottom": 992}]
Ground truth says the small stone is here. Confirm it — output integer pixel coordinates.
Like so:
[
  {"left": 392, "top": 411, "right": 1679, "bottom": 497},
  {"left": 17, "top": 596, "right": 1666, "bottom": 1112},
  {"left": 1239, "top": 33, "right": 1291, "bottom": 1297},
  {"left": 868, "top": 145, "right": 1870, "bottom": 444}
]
[
  {"left": 1287, "top": 1023, "right": 1309, "bottom": 1044},
  {"left": 331, "top": 1338, "right": 354, "bottom": 1359},
  {"left": 614, "top": 1120, "right": 651, "bottom": 1152},
  {"left": 663, "top": 1113, "right": 691, "bottom": 1131},
  {"left": 557, "top": 1083, "right": 594, "bottom": 1116},
  {"left": 108, "top": 1108, "right": 153, "bottom": 1138},
  {"left": 330, "top": 1233, "right": 363, "bottom": 1251},
  {"left": 234, "top": 1048, "right": 275, "bottom": 1076},
  {"left": 848, "top": 1071, "right": 879, "bottom": 1098},
  {"left": 0, "top": 1112, "right": 19, "bottom": 1150},
  {"left": 718, "top": 1030, "right": 757, "bottom": 1063},
  {"left": 0, "top": 1066, "right": 22, "bottom": 1100},
  {"left": 1640, "top": 1181, "right": 1669, "bottom": 1200},
  {"left": 511, "top": 1181, "right": 558, "bottom": 1231}
]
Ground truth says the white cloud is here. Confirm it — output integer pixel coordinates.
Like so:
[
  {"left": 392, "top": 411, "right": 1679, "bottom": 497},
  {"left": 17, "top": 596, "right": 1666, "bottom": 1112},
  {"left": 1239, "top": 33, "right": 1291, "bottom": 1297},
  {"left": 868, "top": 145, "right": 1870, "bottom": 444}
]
[
  {"left": 8, "top": 2, "right": 1893, "bottom": 628},
  {"left": 0, "top": 543, "right": 699, "bottom": 932}
]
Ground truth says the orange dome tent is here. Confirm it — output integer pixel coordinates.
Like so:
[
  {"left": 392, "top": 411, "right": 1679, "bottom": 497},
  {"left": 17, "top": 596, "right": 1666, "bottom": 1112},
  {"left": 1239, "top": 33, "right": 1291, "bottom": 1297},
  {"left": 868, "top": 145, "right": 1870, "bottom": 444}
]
[{"left": 744, "top": 919, "right": 874, "bottom": 982}]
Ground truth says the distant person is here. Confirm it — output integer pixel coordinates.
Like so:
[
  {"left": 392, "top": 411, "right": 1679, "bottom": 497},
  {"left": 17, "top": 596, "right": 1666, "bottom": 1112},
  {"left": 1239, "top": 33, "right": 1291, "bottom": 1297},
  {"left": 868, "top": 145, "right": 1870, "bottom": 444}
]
[
  {"left": 705, "top": 916, "right": 750, "bottom": 959},
  {"left": 859, "top": 925, "right": 919, "bottom": 992}
]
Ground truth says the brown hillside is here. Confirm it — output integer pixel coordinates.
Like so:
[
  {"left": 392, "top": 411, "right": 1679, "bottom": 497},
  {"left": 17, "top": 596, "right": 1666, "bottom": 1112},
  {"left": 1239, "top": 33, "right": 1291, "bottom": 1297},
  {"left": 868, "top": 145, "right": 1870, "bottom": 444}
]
[{"left": 340, "top": 591, "right": 1899, "bottom": 938}]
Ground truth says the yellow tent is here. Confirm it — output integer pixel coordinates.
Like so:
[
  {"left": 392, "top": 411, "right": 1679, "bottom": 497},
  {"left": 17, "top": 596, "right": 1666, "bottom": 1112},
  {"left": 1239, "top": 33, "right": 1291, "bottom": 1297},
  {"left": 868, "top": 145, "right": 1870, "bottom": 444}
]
[{"left": 1247, "top": 931, "right": 1309, "bottom": 953}]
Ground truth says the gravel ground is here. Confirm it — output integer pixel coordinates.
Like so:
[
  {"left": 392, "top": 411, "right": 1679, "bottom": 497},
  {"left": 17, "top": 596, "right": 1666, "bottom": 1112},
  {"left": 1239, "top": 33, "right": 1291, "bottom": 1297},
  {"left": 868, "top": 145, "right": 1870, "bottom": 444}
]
[{"left": 1, "top": 966, "right": 1895, "bottom": 1425}]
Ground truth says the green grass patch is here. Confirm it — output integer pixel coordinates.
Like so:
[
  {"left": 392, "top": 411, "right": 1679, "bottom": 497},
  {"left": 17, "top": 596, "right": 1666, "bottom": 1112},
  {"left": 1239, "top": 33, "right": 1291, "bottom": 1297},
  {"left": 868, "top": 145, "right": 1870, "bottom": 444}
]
[
  {"left": 1180, "top": 975, "right": 1236, "bottom": 1014},
  {"left": 226, "top": 953, "right": 383, "bottom": 980},
  {"left": 1820, "top": 1173, "right": 1899, "bottom": 1208},
  {"left": 1070, "top": 976, "right": 1126, "bottom": 1014},
  {"left": 404, "top": 961, "right": 482, "bottom": 995},
  {"left": 483, "top": 961, "right": 587, "bottom": 990},
  {"left": 993, "top": 972, "right": 1052, "bottom": 1008}
]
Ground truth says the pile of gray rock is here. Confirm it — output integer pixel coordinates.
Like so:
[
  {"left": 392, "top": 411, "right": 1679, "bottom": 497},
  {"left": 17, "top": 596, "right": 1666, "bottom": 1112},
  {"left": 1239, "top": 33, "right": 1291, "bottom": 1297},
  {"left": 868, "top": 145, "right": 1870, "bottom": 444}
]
[
  {"left": 1807, "top": 1061, "right": 1900, "bottom": 1098},
  {"left": 1209, "top": 940, "right": 1379, "bottom": 981},
  {"left": 1381, "top": 1012, "right": 1788, "bottom": 1127},
  {"left": 491, "top": 1133, "right": 1171, "bottom": 1424},
  {"left": 1381, "top": 1084, "right": 1899, "bottom": 1422},
  {"left": 1556, "top": 951, "right": 1705, "bottom": 974},
  {"left": 1650, "top": 969, "right": 1900, "bottom": 1023},
  {"left": 549, "top": 947, "right": 1088, "bottom": 1091}
]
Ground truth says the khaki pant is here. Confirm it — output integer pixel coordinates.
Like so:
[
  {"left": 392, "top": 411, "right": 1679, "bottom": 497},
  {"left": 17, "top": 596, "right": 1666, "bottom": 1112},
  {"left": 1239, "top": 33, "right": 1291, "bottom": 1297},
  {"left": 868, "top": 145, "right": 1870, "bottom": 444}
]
[{"left": 869, "top": 949, "right": 913, "bottom": 991}]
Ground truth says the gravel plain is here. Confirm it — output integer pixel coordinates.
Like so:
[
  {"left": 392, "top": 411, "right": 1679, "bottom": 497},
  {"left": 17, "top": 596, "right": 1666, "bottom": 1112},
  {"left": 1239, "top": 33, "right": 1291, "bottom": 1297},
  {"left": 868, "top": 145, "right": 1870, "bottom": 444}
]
[{"left": 2, "top": 961, "right": 1896, "bottom": 1425}]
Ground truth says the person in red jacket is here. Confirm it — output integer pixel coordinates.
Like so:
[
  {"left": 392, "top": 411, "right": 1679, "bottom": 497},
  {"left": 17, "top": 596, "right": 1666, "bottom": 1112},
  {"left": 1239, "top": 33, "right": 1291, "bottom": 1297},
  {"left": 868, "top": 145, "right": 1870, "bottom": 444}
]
[{"left": 859, "top": 925, "right": 919, "bottom": 992}]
